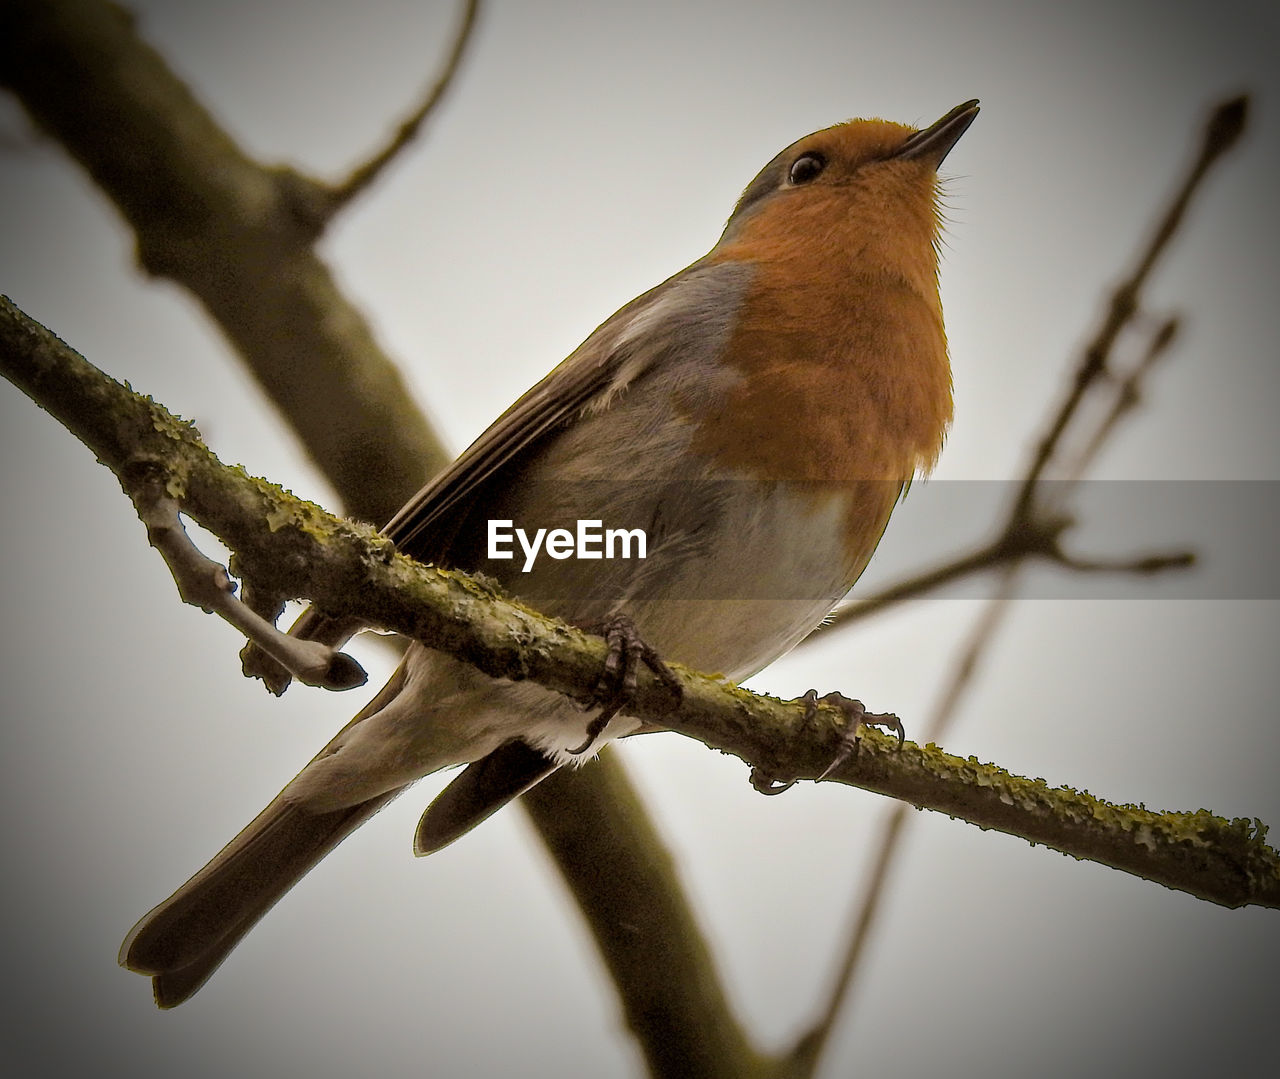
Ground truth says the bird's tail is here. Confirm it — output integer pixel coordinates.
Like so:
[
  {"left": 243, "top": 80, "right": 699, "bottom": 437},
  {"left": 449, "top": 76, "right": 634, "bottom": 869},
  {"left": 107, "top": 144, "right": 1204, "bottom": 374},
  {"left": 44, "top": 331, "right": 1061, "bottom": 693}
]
[
  {"left": 119, "top": 651, "right": 572, "bottom": 1007},
  {"left": 119, "top": 788, "right": 401, "bottom": 1008},
  {"left": 120, "top": 658, "right": 412, "bottom": 1008}
]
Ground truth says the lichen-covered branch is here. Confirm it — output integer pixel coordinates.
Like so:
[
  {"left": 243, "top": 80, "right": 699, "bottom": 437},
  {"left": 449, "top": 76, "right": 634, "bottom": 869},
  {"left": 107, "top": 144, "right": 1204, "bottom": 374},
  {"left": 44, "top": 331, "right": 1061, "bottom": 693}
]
[
  {"left": 132, "top": 473, "right": 370, "bottom": 691},
  {"left": 5, "top": 293, "right": 1277, "bottom": 917}
]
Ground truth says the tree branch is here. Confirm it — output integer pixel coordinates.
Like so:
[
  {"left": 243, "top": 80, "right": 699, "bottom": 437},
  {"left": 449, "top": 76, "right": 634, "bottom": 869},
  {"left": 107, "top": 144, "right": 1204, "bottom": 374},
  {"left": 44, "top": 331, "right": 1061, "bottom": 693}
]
[
  {"left": 1, "top": 0, "right": 450, "bottom": 526},
  {"left": 1008, "top": 95, "right": 1245, "bottom": 520},
  {"left": 1063, "top": 316, "right": 1180, "bottom": 482},
  {"left": 521, "top": 762, "right": 769, "bottom": 1079},
  {"left": 5, "top": 294, "right": 1278, "bottom": 921},
  {"left": 132, "top": 473, "right": 369, "bottom": 691},
  {"left": 285, "top": 0, "right": 483, "bottom": 229}
]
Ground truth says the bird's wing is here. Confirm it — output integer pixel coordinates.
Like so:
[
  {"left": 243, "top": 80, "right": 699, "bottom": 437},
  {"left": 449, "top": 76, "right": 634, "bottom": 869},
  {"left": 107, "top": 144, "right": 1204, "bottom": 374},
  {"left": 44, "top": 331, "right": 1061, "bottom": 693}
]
[
  {"left": 381, "top": 258, "right": 749, "bottom": 565},
  {"left": 279, "top": 258, "right": 749, "bottom": 663}
]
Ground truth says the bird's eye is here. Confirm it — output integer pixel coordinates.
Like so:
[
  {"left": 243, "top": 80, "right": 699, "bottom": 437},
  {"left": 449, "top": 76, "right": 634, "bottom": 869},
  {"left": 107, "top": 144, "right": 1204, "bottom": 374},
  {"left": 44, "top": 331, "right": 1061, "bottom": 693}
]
[{"left": 788, "top": 153, "right": 826, "bottom": 185}]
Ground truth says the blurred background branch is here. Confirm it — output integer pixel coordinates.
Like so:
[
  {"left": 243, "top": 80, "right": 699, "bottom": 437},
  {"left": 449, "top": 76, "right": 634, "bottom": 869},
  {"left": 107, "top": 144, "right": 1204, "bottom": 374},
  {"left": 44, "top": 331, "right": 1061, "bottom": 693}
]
[
  {"left": 283, "top": 0, "right": 483, "bottom": 230},
  {"left": 2, "top": 0, "right": 449, "bottom": 526}
]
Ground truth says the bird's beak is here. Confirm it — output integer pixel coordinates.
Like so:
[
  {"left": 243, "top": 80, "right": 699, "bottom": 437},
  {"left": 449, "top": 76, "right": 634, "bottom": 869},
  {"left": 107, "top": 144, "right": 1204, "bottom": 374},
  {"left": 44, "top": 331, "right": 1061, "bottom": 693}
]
[{"left": 896, "top": 99, "right": 980, "bottom": 166}]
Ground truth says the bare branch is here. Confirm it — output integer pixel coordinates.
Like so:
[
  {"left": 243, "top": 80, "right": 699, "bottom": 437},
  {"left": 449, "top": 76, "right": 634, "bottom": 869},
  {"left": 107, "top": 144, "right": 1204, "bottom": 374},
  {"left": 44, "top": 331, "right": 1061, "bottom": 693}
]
[
  {"left": 288, "top": 0, "right": 483, "bottom": 228},
  {"left": 522, "top": 758, "right": 768, "bottom": 1079},
  {"left": 1064, "top": 316, "right": 1181, "bottom": 483},
  {"left": 1010, "top": 95, "right": 1245, "bottom": 520},
  {"left": 818, "top": 541, "right": 1006, "bottom": 627},
  {"left": 1051, "top": 548, "right": 1195, "bottom": 575},
  {"left": 130, "top": 466, "right": 368, "bottom": 691}
]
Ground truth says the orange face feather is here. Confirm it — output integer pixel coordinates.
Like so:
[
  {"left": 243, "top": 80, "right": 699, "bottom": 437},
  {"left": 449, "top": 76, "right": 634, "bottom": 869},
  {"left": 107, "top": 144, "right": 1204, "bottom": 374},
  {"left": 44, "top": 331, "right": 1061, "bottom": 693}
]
[{"left": 700, "top": 118, "right": 954, "bottom": 486}]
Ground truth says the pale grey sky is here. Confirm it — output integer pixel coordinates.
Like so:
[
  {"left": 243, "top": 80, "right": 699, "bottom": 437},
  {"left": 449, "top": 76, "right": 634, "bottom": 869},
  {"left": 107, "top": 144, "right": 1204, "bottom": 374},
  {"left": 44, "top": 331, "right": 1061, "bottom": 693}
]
[{"left": 2, "top": 2, "right": 1278, "bottom": 1076}]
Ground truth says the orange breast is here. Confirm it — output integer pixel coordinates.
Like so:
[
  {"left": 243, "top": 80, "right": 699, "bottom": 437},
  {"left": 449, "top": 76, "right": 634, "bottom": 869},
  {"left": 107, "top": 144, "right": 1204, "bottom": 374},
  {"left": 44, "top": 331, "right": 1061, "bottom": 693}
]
[{"left": 687, "top": 251, "right": 951, "bottom": 474}]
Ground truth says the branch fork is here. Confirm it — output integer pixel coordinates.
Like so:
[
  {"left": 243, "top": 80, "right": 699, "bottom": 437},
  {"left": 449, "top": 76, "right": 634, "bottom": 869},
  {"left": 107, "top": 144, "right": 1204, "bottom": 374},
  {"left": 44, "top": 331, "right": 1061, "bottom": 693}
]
[{"left": 123, "top": 459, "right": 367, "bottom": 692}]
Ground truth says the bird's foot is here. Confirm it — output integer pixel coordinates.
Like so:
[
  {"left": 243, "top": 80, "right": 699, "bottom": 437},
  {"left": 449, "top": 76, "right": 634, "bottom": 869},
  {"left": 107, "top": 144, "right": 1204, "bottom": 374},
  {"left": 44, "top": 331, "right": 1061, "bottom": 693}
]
[
  {"left": 568, "top": 613, "right": 682, "bottom": 755},
  {"left": 750, "top": 689, "right": 904, "bottom": 796}
]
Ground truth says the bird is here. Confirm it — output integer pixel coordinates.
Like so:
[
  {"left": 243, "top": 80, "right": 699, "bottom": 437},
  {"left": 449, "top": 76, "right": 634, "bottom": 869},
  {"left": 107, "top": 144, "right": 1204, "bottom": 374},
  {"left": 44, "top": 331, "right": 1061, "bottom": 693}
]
[{"left": 120, "top": 99, "right": 978, "bottom": 1007}]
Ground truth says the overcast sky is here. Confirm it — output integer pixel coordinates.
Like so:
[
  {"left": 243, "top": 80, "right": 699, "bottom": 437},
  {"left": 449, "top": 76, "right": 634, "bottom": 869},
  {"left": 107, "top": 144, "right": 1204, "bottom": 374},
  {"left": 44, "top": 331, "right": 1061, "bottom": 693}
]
[{"left": 2, "top": 2, "right": 1279, "bottom": 1077}]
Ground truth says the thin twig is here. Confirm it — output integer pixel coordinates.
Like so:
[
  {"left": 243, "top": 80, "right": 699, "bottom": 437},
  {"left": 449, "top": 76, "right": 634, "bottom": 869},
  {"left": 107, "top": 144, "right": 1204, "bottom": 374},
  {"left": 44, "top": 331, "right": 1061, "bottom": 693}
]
[
  {"left": 290, "top": 0, "right": 482, "bottom": 227},
  {"left": 128, "top": 462, "right": 368, "bottom": 690},
  {"left": 820, "top": 501, "right": 1190, "bottom": 632},
  {"left": 817, "top": 542, "right": 1007, "bottom": 626},
  {"left": 1009, "top": 96, "right": 1246, "bottom": 522},
  {"left": 1065, "top": 316, "right": 1180, "bottom": 484}
]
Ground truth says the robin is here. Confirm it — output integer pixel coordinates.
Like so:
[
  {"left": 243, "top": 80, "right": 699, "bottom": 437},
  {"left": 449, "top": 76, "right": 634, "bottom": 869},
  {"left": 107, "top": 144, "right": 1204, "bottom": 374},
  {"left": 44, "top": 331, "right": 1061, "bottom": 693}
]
[{"left": 121, "top": 99, "right": 978, "bottom": 1006}]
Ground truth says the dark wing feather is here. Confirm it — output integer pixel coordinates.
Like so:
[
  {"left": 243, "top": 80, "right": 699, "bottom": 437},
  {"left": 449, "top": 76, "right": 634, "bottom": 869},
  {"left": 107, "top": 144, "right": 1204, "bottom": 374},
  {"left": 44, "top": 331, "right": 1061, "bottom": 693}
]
[
  {"left": 382, "top": 279, "right": 671, "bottom": 566},
  {"left": 413, "top": 740, "right": 561, "bottom": 856},
  {"left": 280, "top": 276, "right": 674, "bottom": 655},
  {"left": 292, "top": 258, "right": 751, "bottom": 636}
]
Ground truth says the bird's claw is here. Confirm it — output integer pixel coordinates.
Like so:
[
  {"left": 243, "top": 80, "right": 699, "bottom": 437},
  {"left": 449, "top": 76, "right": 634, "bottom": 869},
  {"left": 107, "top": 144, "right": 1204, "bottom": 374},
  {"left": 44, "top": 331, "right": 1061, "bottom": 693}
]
[
  {"left": 568, "top": 613, "right": 681, "bottom": 755},
  {"left": 749, "top": 768, "right": 798, "bottom": 796},
  {"left": 802, "top": 689, "right": 904, "bottom": 781},
  {"left": 750, "top": 690, "right": 904, "bottom": 795}
]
